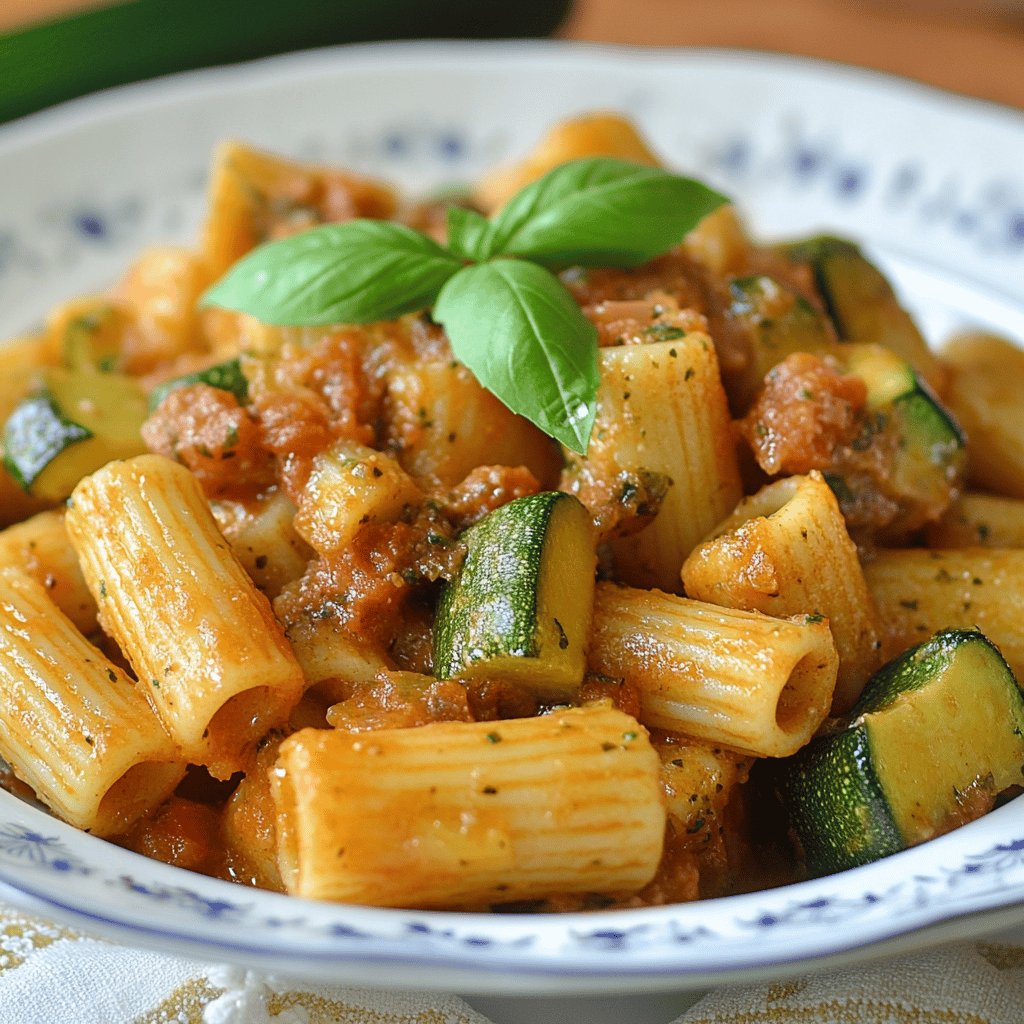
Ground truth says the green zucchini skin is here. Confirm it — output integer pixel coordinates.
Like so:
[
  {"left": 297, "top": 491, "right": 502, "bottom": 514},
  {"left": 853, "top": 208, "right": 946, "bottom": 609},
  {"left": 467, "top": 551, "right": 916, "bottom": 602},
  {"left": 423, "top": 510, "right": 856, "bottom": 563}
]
[
  {"left": 725, "top": 276, "right": 834, "bottom": 413},
  {"left": 435, "top": 493, "right": 555, "bottom": 665},
  {"left": 3, "top": 391, "right": 92, "bottom": 492},
  {"left": 781, "top": 724, "right": 903, "bottom": 876},
  {"left": 781, "top": 628, "right": 1024, "bottom": 878},
  {"left": 728, "top": 276, "right": 832, "bottom": 346},
  {"left": 843, "top": 344, "right": 964, "bottom": 484},
  {"left": 432, "top": 491, "right": 594, "bottom": 700},
  {"left": 826, "top": 344, "right": 965, "bottom": 534},
  {"left": 779, "top": 234, "right": 945, "bottom": 391},
  {"left": 780, "top": 235, "right": 923, "bottom": 351},
  {"left": 853, "top": 628, "right": 1007, "bottom": 714},
  {"left": 2, "top": 368, "right": 148, "bottom": 501},
  {"left": 148, "top": 358, "right": 249, "bottom": 411}
]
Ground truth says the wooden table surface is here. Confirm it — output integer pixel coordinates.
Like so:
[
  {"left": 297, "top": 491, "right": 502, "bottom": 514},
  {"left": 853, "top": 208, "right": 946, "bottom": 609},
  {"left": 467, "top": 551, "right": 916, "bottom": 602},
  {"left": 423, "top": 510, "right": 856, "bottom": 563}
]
[
  {"left": 561, "top": 0, "right": 1024, "bottom": 111},
  {"left": 5, "top": 1, "right": 1023, "bottom": 113}
]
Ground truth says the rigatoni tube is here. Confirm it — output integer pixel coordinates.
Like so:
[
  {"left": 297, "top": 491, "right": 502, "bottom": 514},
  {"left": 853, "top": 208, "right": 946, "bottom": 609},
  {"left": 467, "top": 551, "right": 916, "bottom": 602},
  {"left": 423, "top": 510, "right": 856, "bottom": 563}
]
[
  {"left": 211, "top": 488, "right": 313, "bottom": 599},
  {"left": 0, "top": 567, "right": 184, "bottom": 836},
  {"left": 562, "top": 334, "right": 742, "bottom": 593},
  {"left": 386, "top": 357, "right": 560, "bottom": 489},
  {"left": 588, "top": 582, "right": 838, "bottom": 757},
  {"left": 271, "top": 705, "right": 665, "bottom": 908},
  {"left": 0, "top": 510, "right": 98, "bottom": 635},
  {"left": 682, "top": 472, "right": 886, "bottom": 713},
  {"left": 65, "top": 454, "right": 305, "bottom": 779}
]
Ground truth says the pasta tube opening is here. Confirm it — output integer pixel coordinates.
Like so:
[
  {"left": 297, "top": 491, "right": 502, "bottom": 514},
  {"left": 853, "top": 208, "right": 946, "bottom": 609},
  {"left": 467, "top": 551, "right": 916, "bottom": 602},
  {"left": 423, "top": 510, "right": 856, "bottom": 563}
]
[
  {"left": 589, "top": 583, "right": 838, "bottom": 758},
  {"left": 683, "top": 472, "right": 886, "bottom": 713},
  {"left": 775, "top": 648, "right": 836, "bottom": 734},
  {"left": 96, "top": 760, "right": 187, "bottom": 838},
  {"left": 202, "top": 685, "right": 277, "bottom": 775},
  {"left": 65, "top": 455, "right": 305, "bottom": 780},
  {"left": 0, "top": 566, "right": 185, "bottom": 837}
]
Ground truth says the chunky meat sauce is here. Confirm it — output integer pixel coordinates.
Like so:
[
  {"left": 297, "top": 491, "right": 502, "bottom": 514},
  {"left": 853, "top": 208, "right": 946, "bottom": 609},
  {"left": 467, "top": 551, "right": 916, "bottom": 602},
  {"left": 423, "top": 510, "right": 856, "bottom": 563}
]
[
  {"left": 738, "top": 352, "right": 868, "bottom": 476},
  {"left": 106, "top": 143, "right": 976, "bottom": 910}
]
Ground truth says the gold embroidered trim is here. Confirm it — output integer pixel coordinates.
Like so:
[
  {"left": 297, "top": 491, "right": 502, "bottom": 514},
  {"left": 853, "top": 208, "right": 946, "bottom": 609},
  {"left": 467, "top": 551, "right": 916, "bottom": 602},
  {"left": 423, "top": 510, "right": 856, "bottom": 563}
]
[
  {"left": 269, "top": 991, "right": 478, "bottom": 1024},
  {"left": 767, "top": 980, "right": 809, "bottom": 1002},
  {"left": 684, "top": 1000, "right": 989, "bottom": 1024},
  {"left": 0, "top": 909, "right": 81, "bottom": 974},
  {"left": 975, "top": 942, "right": 1024, "bottom": 971},
  {"left": 132, "top": 979, "right": 224, "bottom": 1024}
]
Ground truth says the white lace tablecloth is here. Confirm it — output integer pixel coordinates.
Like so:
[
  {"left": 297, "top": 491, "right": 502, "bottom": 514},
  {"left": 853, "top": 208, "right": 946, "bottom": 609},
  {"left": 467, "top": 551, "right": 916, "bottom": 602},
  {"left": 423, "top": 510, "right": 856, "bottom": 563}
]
[{"left": 1, "top": 906, "right": 1022, "bottom": 1024}]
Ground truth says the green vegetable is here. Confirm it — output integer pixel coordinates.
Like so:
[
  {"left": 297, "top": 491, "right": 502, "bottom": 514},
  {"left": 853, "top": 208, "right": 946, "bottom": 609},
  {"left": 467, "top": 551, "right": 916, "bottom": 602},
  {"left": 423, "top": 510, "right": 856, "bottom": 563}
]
[
  {"left": 780, "top": 234, "right": 942, "bottom": 385},
  {"left": 433, "top": 261, "right": 599, "bottom": 453},
  {"left": 201, "top": 157, "right": 728, "bottom": 453},
  {"left": 148, "top": 357, "right": 250, "bottom": 411},
  {"left": 433, "top": 491, "right": 595, "bottom": 701},
  {"left": 725, "top": 276, "right": 833, "bottom": 412},
  {"left": 3, "top": 368, "right": 148, "bottom": 501},
  {"left": 838, "top": 343, "right": 965, "bottom": 528},
  {"left": 780, "top": 629, "right": 1024, "bottom": 876},
  {"left": 62, "top": 306, "right": 124, "bottom": 373},
  {"left": 202, "top": 219, "right": 464, "bottom": 326},
  {"left": 465, "top": 157, "right": 727, "bottom": 267}
]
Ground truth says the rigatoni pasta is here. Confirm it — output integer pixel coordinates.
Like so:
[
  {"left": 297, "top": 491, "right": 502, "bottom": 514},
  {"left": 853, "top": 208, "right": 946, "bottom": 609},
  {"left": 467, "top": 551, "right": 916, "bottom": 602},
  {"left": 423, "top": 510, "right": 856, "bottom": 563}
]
[
  {"left": 293, "top": 439, "right": 423, "bottom": 557},
  {"left": 682, "top": 472, "right": 886, "bottom": 713},
  {"left": 0, "top": 112, "right": 1020, "bottom": 913},
  {"left": 65, "top": 454, "right": 305, "bottom": 779},
  {"left": 942, "top": 333, "right": 1024, "bottom": 498},
  {"left": 385, "top": 356, "right": 561, "bottom": 489},
  {"left": 0, "top": 567, "right": 184, "bottom": 836},
  {"left": 272, "top": 705, "right": 665, "bottom": 907},
  {"left": 0, "top": 510, "right": 98, "bottom": 635},
  {"left": 562, "top": 333, "right": 742, "bottom": 592},
  {"left": 211, "top": 488, "right": 313, "bottom": 599},
  {"left": 864, "top": 548, "right": 1024, "bottom": 682},
  {"left": 925, "top": 492, "right": 1024, "bottom": 549},
  {"left": 588, "top": 581, "right": 839, "bottom": 757}
]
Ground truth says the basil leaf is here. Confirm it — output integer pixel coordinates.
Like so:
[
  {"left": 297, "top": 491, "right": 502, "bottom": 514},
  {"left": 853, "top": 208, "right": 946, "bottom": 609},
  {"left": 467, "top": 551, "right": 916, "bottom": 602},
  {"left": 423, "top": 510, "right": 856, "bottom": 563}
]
[
  {"left": 201, "top": 220, "right": 463, "bottom": 325},
  {"left": 483, "top": 157, "right": 728, "bottom": 268},
  {"left": 446, "top": 207, "right": 493, "bottom": 262},
  {"left": 434, "top": 260, "right": 599, "bottom": 454}
]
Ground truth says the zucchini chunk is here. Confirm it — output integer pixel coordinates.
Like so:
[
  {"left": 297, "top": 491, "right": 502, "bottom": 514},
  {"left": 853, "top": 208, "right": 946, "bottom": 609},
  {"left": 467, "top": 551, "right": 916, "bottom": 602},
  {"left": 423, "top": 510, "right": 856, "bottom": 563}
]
[
  {"left": 148, "top": 357, "right": 249, "bottom": 411},
  {"left": 780, "top": 234, "right": 944, "bottom": 389},
  {"left": 842, "top": 343, "right": 965, "bottom": 511},
  {"left": 61, "top": 303, "right": 127, "bottom": 373},
  {"left": 433, "top": 491, "right": 595, "bottom": 701},
  {"left": 725, "top": 276, "right": 834, "bottom": 413},
  {"left": 781, "top": 628, "right": 1024, "bottom": 876},
  {"left": 3, "top": 368, "right": 147, "bottom": 501}
]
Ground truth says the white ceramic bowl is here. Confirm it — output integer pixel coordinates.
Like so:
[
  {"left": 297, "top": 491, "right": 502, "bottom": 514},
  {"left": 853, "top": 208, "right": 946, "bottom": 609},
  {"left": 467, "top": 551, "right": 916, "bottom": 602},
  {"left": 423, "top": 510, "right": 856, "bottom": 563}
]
[{"left": 0, "top": 41, "right": 1022, "bottom": 995}]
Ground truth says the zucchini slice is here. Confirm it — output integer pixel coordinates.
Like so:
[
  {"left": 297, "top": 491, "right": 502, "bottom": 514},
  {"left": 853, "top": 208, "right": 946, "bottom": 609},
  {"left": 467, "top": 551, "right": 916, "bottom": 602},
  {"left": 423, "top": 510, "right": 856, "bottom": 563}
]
[
  {"left": 148, "top": 357, "right": 249, "bottom": 411},
  {"left": 61, "top": 303, "right": 127, "bottom": 373},
  {"left": 432, "top": 491, "right": 595, "bottom": 701},
  {"left": 3, "top": 368, "right": 148, "bottom": 501},
  {"left": 780, "top": 234, "right": 944, "bottom": 389},
  {"left": 833, "top": 343, "right": 965, "bottom": 530},
  {"left": 726, "top": 276, "right": 834, "bottom": 413},
  {"left": 781, "top": 628, "right": 1024, "bottom": 876}
]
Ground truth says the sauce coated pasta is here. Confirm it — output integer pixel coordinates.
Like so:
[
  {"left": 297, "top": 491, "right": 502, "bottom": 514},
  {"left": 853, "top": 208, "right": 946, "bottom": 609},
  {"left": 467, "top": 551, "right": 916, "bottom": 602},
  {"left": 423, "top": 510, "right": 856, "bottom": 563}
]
[{"left": 0, "top": 113, "right": 1022, "bottom": 908}]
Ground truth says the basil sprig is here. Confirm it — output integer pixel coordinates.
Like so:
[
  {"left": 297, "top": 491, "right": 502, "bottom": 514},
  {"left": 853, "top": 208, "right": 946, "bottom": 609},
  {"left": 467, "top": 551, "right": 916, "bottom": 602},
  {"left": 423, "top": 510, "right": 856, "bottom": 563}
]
[{"left": 202, "top": 157, "right": 727, "bottom": 453}]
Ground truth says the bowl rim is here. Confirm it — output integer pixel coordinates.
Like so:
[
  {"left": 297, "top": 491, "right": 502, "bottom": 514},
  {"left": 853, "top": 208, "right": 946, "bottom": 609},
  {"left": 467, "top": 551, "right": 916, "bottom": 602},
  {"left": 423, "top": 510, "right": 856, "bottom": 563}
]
[{"left": 1, "top": 38, "right": 1023, "bottom": 994}]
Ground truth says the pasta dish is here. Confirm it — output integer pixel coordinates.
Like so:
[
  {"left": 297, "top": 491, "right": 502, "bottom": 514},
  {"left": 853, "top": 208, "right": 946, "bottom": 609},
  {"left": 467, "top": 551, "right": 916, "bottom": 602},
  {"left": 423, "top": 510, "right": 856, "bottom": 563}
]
[{"left": 0, "top": 113, "right": 1021, "bottom": 911}]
